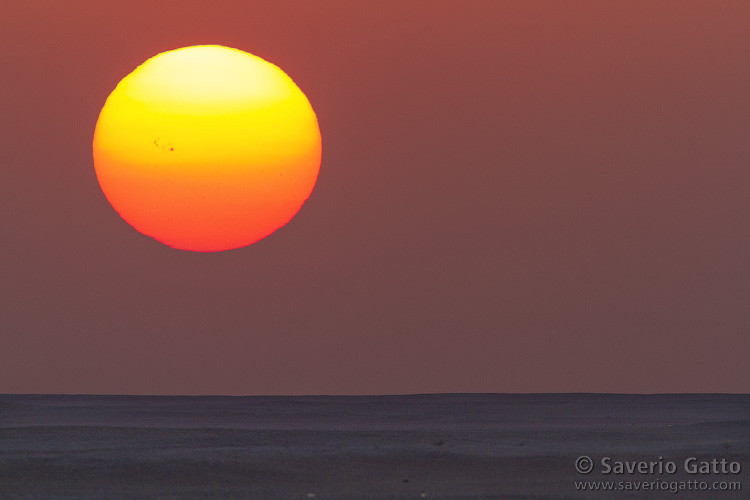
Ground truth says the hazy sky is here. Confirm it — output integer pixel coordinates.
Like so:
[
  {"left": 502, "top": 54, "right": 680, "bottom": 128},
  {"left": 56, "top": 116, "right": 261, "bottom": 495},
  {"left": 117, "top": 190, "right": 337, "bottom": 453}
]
[{"left": 2, "top": 1, "right": 749, "bottom": 395}]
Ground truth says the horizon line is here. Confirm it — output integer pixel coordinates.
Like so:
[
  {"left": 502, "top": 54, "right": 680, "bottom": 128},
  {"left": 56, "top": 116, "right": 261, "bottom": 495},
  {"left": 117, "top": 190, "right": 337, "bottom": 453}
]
[{"left": 2, "top": 391, "right": 749, "bottom": 397}]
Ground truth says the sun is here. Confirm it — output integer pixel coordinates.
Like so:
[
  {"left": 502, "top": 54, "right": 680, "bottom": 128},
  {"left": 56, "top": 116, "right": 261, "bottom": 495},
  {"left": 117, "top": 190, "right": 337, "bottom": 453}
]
[{"left": 92, "top": 45, "right": 321, "bottom": 252}]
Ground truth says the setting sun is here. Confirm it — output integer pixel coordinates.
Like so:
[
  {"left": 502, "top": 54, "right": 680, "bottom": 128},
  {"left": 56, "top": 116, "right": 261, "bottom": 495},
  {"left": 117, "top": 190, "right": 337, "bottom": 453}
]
[{"left": 93, "top": 45, "right": 321, "bottom": 252}]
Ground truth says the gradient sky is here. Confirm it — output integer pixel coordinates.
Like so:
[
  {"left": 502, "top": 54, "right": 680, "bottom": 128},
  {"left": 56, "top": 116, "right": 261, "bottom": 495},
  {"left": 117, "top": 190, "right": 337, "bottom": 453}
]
[{"left": 1, "top": 1, "right": 749, "bottom": 395}]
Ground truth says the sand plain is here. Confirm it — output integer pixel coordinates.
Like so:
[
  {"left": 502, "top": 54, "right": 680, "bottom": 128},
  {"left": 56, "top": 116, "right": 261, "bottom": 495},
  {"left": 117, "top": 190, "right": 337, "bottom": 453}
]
[{"left": 0, "top": 394, "right": 747, "bottom": 499}]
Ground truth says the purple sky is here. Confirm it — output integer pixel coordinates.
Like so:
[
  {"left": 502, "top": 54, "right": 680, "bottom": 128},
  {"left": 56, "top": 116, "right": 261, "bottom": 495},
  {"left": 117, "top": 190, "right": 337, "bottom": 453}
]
[{"left": 1, "top": 1, "right": 749, "bottom": 395}]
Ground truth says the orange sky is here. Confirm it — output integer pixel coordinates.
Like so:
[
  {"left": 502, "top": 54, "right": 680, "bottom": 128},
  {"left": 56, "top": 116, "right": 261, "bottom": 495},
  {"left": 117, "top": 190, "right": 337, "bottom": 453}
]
[{"left": 1, "top": 1, "right": 749, "bottom": 394}]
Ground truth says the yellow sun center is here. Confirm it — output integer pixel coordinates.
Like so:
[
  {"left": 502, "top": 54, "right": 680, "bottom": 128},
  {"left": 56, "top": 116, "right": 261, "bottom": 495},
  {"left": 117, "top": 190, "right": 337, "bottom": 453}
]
[{"left": 93, "top": 45, "right": 322, "bottom": 252}]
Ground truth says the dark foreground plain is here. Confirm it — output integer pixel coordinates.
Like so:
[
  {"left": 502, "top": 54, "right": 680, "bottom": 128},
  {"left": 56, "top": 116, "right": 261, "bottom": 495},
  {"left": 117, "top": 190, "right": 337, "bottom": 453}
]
[{"left": 0, "top": 394, "right": 748, "bottom": 499}]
